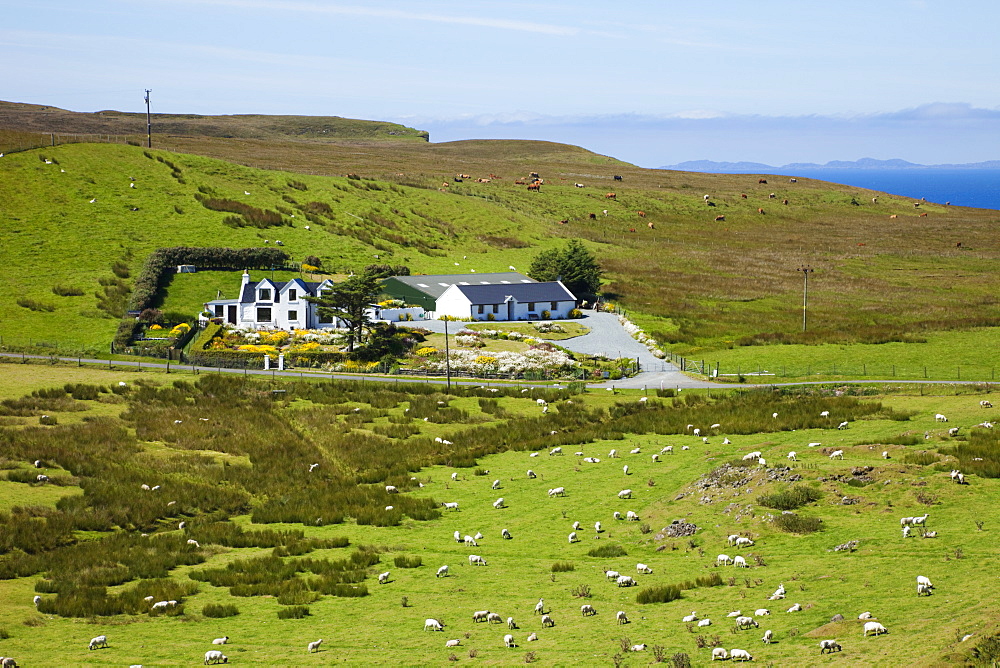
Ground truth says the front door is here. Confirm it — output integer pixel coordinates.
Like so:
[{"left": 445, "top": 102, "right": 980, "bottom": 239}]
[{"left": 227, "top": 305, "right": 237, "bottom": 324}]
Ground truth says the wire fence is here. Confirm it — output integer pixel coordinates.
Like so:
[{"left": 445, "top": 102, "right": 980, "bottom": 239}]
[{"left": 0, "top": 131, "right": 143, "bottom": 156}]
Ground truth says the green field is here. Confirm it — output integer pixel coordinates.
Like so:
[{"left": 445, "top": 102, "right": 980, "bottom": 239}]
[{"left": 1, "top": 364, "right": 999, "bottom": 665}]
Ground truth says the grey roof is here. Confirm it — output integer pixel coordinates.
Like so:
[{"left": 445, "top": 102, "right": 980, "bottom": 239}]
[
  {"left": 388, "top": 272, "right": 535, "bottom": 299},
  {"left": 451, "top": 281, "right": 576, "bottom": 304},
  {"left": 240, "top": 279, "right": 323, "bottom": 303}
]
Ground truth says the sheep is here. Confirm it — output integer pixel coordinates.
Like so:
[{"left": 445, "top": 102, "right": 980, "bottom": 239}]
[
  {"left": 917, "top": 575, "right": 934, "bottom": 589},
  {"left": 541, "top": 614, "right": 555, "bottom": 627},
  {"left": 717, "top": 554, "right": 732, "bottom": 566},
  {"left": 581, "top": 604, "right": 596, "bottom": 616},
  {"left": 949, "top": 426, "right": 960, "bottom": 436},
  {"left": 727, "top": 534, "right": 741, "bottom": 546},
  {"left": 152, "top": 600, "right": 170, "bottom": 610},
  {"left": 502, "top": 528, "right": 512, "bottom": 539},
  {"left": 436, "top": 565, "right": 449, "bottom": 577},
  {"left": 712, "top": 647, "right": 729, "bottom": 660},
  {"left": 623, "top": 464, "right": 630, "bottom": 475},
  {"left": 595, "top": 521, "right": 602, "bottom": 533},
  {"left": 883, "top": 451, "right": 890, "bottom": 459},
  {"left": 754, "top": 609, "right": 770, "bottom": 616},
  {"left": 212, "top": 637, "right": 229, "bottom": 645},
  {"left": 469, "top": 554, "right": 487, "bottom": 566},
  {"left": 698, "top": 618, "right": 712, "bottom": 627},
  {"left": 911, "top": 513, "right": 929, "bottom": 526},
  {"left": 682, "top": 611, "right": 698, "bottom": 623},
  {"left": 838, "top": 421, "right": 849, "bottom": 430},
  {"left": 923, "top": 530, "right": 938, "bottom": 538},
  {"left": 629, "top": 447, "right": 641, "bottom": 455},
  {"left": 703, "top": 437, "right": 710, "bottom": 444},
  {"left": 307, "top": 639, "right": 323, "bottom": 653},
  {"left": 742, "top": 452, "right": 761, "bottom": 462},
  {"left": 385, "top": 485, "right": 398, "bottom": 493},
  {"left": 727, "top": 611, "right": 742, "bottom": 618},
  {"left": 378, "top": 571, "right": 390, "bottom": 584},
  {"left": 527, "top": 470, "right": 536, "bottom": 479},
  {"left": 308, "top": 462, "right": 319, "bottom": 472},
  {"left": 443, "top": 502, "right": 459, "bottom": 511},
  {"left": 548, "top": 487, "right": 566, "bottom": 497},
  {"left": 735, "top": 537, "right": 755, "bottom": 548},
  {"left": 773, "top": 583, "right": 786, "bottom": 597},
  {"left": 858, "top": 612, "right": 873, "bottom": 620},
  {"left": 636, "top": 563, "right": 652, "bottom": 574},
  {"left": 141, "top": 484, "right": 150, "bottom": 491},
  {"left": 661, "top": 446, "right": 673, "bottom": 454},
  {"left": 89, "top": 635, "right": 109, "bottom": 650},
  {"left": 811, "top": 638, "right": 844, "bottom": 655},
  {"left": 772, "top": 412, "right": 778, "bottom": 419},
  {"left": 487, "top": 612, "right": 503, "bottom": 624},
  {"left": 464, "top": 535, "right": 478, "bottom": 546},
  {"left": 787, "top": 451, "right": 797, "bottom": 461},
  {"left": 33, "top": 595, "right": 41, "bottom": 607},
  {"left": 693, "top": 428, "right": 701, "bottom": 437},
  {"left": 736, "top": 616, "right": 759, "bottom": 630},
  {"left": 787, "top": 603, "right": 802, "bottom": 613},
  {"left": 36, "top": 474, "right": 48, "bottom": 483},
  {"left": 526, "top": 632, "right": 538, "bottom": 642},
  {"left": 808, "top": 442, "right": 821, "bottom": 448},
  {"left": 902, "top": 526, "right": 911, "bottom": 538},
  {"left": 917, "top": 583, "right": 932, "bottom": 596},
  {"left": 550, "top": 447, "right": 562, "bottom": 456},
  {"left": 572, "top": 521, "right": 581, "bottom": 530},
  {"left": 733, "top": 556, "right": 749, "bottom": 568},
  {"left": 508, "top": 617, "right": 517, "bottom": 629},
  {"left": 534, "top": 598, "right": 545, "bottom": 615},
  {"left": 492, "top": 479, "right": 501, "bottom": 490},
  {"left": 613, "top": 511, "right": 623, "bottom": 520},
  {"left": 682, "top": 445, "right": 690, "bottom": 450},
  {"left": 617, "top": 610, "right": 629, "bottom": 624},
  {"left": 730, "top": 648, "right": 753, "bottom": 661},
  {"left": 529, "top": 452, "right": 539, "bottom": 458},
  {"left": 605, "top": 570, "right": 620, "bottom": 581},
  {"left": 981, "top": 400, "right": 993, "bottom": 408},
  {"left": 504, "top": 633, "right": 516, "bottom": 647},
  {"left": 493, "top": 498, "right": 505, "bottom": 509},
  {"left": 609, "top": 449, "right": 618, "bottom": 458},
  {"left": 453, "top": 530, "right": 462, "bottom": 543},
  {"left": 424, "top": 618, "right": 444, "bottom": 631},
  {"left": 451, "top": 472, "right": 458, "bottom": 481},
  {"left": 762, "top": 629, "right": 774, "bottom": 644},
  {"left": 618, "top": 489, "right": 632, "bottom": 499},
  {"left": 445, "top": 639, "right": 461, "bottom": 648},
  {"left": 616, "top": 575, "right": 636, "bottom": 587},
  {"left": 935, "top": 413, "right": 948, "bottom": 422},
  {"left": 863, "top": 621, "right": 887, "bottom": 636},
  {"left": 629, "top": 644, "right": 646, "bottom": 652},
  {"left": 830, "top": 450, "right": 844, "bottom": 460},
  {"left": 0, "top": 658, "right": 18, "bottom": 668},
  {"left": 568, "top": 531, "right": 578, "bottom": 543},
  {"left": 204, "top": 650, "right": 228, "bottom": 664},
  {"left": 626, "top": 511, "right": 639, "bottom": 521}
]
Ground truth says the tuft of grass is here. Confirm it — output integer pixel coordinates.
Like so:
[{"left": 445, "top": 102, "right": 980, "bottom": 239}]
[
  {"left": 773, "top": 513, "right": 823, "bottom": 534},
  {"left": 551, "top": 561, "right": 575, "bottom": 572},
  {"left": 393, "top": 555, "right": 422, "bottom": 568},
  {"left": 276, "top": 605, "right": 310, "bottom": 619},
  {"left": 636, "top": 584, "right": 682, "bottom": 604},
  {"left": 758, "top": 485, "right": 822, "bottom": 510},
  {"left": 202, "top": 603, "right": 239, "bottom": 618},
  {"left": 587, "top": 544, "right": 627, "bottom": 558}
]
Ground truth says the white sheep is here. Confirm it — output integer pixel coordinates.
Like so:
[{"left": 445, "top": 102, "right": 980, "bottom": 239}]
[
  {"left": 808, "top": 442, "right": 821, "bottom": 448},
  {"left": 508, "top": 617, "right": 516, "bottom": 629},
  {"left": 731, "top": 648, "right": 752, "bottom": 661},
  {"left": 548, "top": 487, "right": 566, "bottom": 497},
  {"left": 609, "top": 449, "right": 618, "bottom": 458},
  {"left": 605, "top": 570, "right": 620, "bottom": 581},
  {"left": 378, "top": 571, "right": 390, "bottom": 584},
  {"left": 727, "top": 611, "right": 742, "bottom": 618},
  {"left": 617, "top": 610, "right": 629, "bottom": 624},
  {"left": 527, "top": 470, "right": 536, "bottom": 479},
  {"left": 469, "top": 554, "right": 487, "bottom": 566},
  {"left": 385, "top": 485, "right": 398, "bottom": 493},
  {"left": 819, "top": 639, "right": 841, "bottom": 653},
  {"left": 307, "top": 639, "right": 323, "bottom": 653},
  {"left": 661, "top": 446, "right": 673, "bottom": 454},
  {"left": 618, "top": 489, "right": 632, "bottom": 499},
  {"left": 212, "top": 636, "right": 229, "bottom": 645},
  {"left": 629, "top": 447, "right": 641, "bottom": 454},
  {"left": 436, "top": 565, "right": 449, "bottom": 578},
  {"left": 858, "top": 612, "right": 873, "bottom": 620},
  {"left": 487, "top": 612, "right": 503, "bottom": 624},
  {"left": 541, "top": 614, "right": 555, "bottom": 627},
  {"left": 502, "top": 528, "right": 512, "bottom": 539},
  {"left": 820, "top": 410, "right": 830, "bottom": 417},
  {"left": 572, "top": 521, "right": 581, "bottom": 530},
  {"left": 526, "top": 632, "right": 538, "bottom": 642},
  {"left": 581, "top": 604, "right": 596, "bottom": 616},
  {"left": 424, "top": 618, "right": 444, "bottom": 631},
  {"left": 187, "top": 539, "right": 200, "bottom": 548},
  {"left": 88, "top": 635, "right": 109, "bottom": 650},
  {"left": 863, "top": 621, "right": 887, "bottom": 636},
  {"left": 755, "top": 608, "right": 770, "bottom": 616},
  {"left": 650, "top": 453, "right": 660, "bottom": 463},
  {"left": 492, "top": 479, "right": 501, "bottom": 490},
  {"left": 682, "top": 445, "right": 690, "bottom": 450},
  {"left": 981, "top": 400, "right": 993, "bottom": 408},
  {"left": 616, "top": 575, "right": 636, "bottom": 587},
  {"left": 698, "top": 618, "right": 712, "bottom": 627},
  {"left": 712, "top": 647, "right": 729, "bottom": 660},
  {"left": 535, "top": 598, "right": 545, "bottom": 615},
  {"left": 613, "top": 511, "right": 622, "bottom": 520},
  {"left": 911, "top": 513, "right": 929, "bottom": 526},
  {"left": 693, "top": 428, "right": 701, "bottom": 436},
  {"left": 636, "top": 563, "right": 652, "bottom": 574},
  {"left": 682, "top": 611, "right": 698, "bottom": 623},
  {"left": 733, "top": 556, "right": 748, "bottom": 568},
  {"left": 917, "top": 575, "right": 933, "bottom": 588},
  {"left": 626, "top": 511, "right": 639, "bottom": 521},
  {"left": 935, "top": 413, "right": 948, "bottom": 422},
  {"left": 917, "top": 583, "right": 932, "bottom": 596},
  {"left": 838, "top": 421, "right": 849, "bottom": 430},
  {"left": 493, "top": 498, "right": 505, "bottom": 509},
  {"left": 33, "top": 595, "right": 41, "bottom": 607},
  {"left": 622, "top": 464, "right": 631, "bottom": 475},
  {"left": 204, "top": 650, "right": 228, "bottom": 664},
  {"left": 445, "top": 639, "right": 461, "bottom": 648},
  {"left": 830, "top": 450, "right": 844, "bottom": 459},
  {"left": 736, "top": 616, "right": 759, "bottom": 629},
  {"left": 568, "top": 531, "right": 578, "bottom": 543},
  {"left": 787, "top": 603, "right": 802, "bottom": 613},
  {"left": 717, "top": 554, "right": 732, "bottom": 566},
  {"left": 629, "top": 644, "right": 646, "bottom": 651},
  {"left": 883, "top": 451, "right": 890, "bottom": 459},
  {"left": 787, "top": 451, "right": 797, "bottom": 461},
  {"left": 451, "top": 472, "right": 458, "bottom": 481},
  {"left": 735, "top": 537, "right": 754, "bottom": 548},
  {"left": 504, "top": 633, "right": 516, "bottom": 647},
  {"left": 762, "top": 629, "right": 774, "bottom": 644},
  {"left": 550, "top": 447, "right": 562, "bottom": 456},
  {"left": 464, "top": 535, "right": 477, "bottom": 546}
]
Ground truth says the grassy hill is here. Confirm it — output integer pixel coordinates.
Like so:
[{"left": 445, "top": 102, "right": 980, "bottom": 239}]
[
  {"left": 1, "top": 109, "right": 999, "bottom": 374},
  {"left": 0, "top": 364, "right": 998, "bottom": 665}
]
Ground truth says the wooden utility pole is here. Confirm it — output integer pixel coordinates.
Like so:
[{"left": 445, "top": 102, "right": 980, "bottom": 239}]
[{"left": 144, "top": 89, "right": 152, "bottom": 148}]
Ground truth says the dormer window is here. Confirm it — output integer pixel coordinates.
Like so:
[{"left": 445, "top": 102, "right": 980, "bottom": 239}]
[
  {"left": 288, "top": 289, "right": 297, "bottom": 302},
  {"left": 258, "top": 288, "right": 271, "bottom": 301}
]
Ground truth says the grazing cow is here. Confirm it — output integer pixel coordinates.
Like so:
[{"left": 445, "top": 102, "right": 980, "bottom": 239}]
[
  {"left": 740, "top": 193, "right": 748, "bottom": 199},
  {"left": 605, "top": 192, "right": 616, "bottom": 199},
  {"left": 558, "top": 219, "right": 568, "bottom": 225},
  {"left": 769, "top": 193, "right": 776, "bottom": 199},
  {"left": 715, "top": 215, "right": 725, "bottom": 221},
  {"left": 789, "top": 178, "right": 797, "bottom": 182},
  {"left": 782, "top": 199, "right": 789, "bottom": 205},
  {"left": 889, "top": 214, "right": 898, "bottom": 219},
  {"left": 614, "top": 175, "right": 623, "bottom": 181},
  {"left": 589, "top": 213, "right": 597, "bottom": 219},
  {"left": 637, "top": 211, "right": 646, "bottom": 217},
  {"left": 647, "top": 221, "right": 655, "bottom": 229},
  {"left": 758, "top": 208, "right": 765, "bottom": 214},
  {"left": 575, "top": 183, "right": 585, "bottom": 188},
  {"left": 527, "top": 183, "right": 540, "bottom": 192},
  {"left": 872, "top": 197, "right": 878, "bottom": 204},
  {"left": 920, "top": 212, "right": 928, "bottom": 217},
  {"left": 759, "top": 178, "right": 768, "bottom": 184}
]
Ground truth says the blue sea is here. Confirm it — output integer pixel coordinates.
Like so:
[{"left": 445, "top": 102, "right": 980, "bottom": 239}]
[{"left": 779, "top": 169, "right": 1000, "bottom": 210}]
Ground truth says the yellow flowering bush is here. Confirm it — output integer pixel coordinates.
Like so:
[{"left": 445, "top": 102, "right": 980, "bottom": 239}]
[
  {"left": 260, "top": 330, "right": 290, "bottom": 346},
  {"left": 169, "top": 323, "right": 191, "bottom": 337},
  {"left": 416, "top": 347, "right": 438, "bottom": 356},
  {"left": 237, "top": 344, "right": 279, "bottom": 358},
  {"left": 475, "top": 355, "right": 498, "bottom": 367},
  {"left": 290, "top": 341, "right": 321, "bottom": 352},
  {"left": 149, "top": 324, "right": 163, "bottom": 331}
]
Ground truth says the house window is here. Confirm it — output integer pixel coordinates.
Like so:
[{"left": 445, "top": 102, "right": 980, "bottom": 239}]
[
  {"left": 288, "top": 310, "right": 298, "bottom": 321},
  {"left": 288, "top": 289, "right": 297, "bottom": 301},
  {"left": 492, "top": 304, "right": 498, "bottom": 313},
  {"left": 258, "top": 288, "right": 271, "bottom": 301},
  {"left": 528, "top": 302, "right": 536, "bottom": 311},
  {"left": 214, "top": 305, "right": 223, "bottom": 317},
  {"left": 551, "top": 301, "right": 558, "bottom": 310},
  {"left": 477, "top": 305, "right": 485, "bottom": 314},
  {"left": 256, "top": 307, "right": 272, "bottom": 322}
]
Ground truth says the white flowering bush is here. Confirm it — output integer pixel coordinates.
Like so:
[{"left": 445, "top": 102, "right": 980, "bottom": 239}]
[
  {"left": 423, "top": 348, "right": 578, "bottom": 375},
  {"left": 534, "top": 322, "right": 565, "bottom": 334},
  {"left": 455, "top": 330, "right": 486, "bottom": 348},
  {"left": 618, "top": 315, "right": 666, "bottom": 359}
]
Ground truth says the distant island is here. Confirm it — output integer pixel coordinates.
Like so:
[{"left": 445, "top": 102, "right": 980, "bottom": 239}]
[{"left": 661, "top": 157, "right": 1000, "bottom": 173}]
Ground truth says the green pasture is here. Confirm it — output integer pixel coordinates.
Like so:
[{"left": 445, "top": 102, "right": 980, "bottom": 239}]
[{"left": 0, "top": 366, "right": 999, "bottom": 665}]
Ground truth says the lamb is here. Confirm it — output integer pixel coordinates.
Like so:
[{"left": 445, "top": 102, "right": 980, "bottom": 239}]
[
  {"left": 212, "top": 637, "right": 229, "bottom": 645},
  {"left": 493, "top": 498, "right": 505, "bottom": 509},
  {"left": 883, "top": 451, "right": 890, "bottom": 459},
  {"left": 629, "top": 447, "right": 641, "bottom": 455},
  {"left": 787, "top": 603, "right": 802, "bottom": 612},
  {"left": 508, "top": 617, "right": 517, "bottom": 629},
  {"left": 698, "top": 618, "right": 712, "bottom": 627},
  {"left": 617, "top": 610, "right": 629, "bottom": 624},
  {"left": 949, "top": 427, "right": 960, "bottom": 436},
  {"left": 378, "top": 571, "right": 390, "bottom": 584},
  {"left": 443, "top": 502, "right": 459, "bottom": 511},
  {"left": 712, "top": 648, "right": 729, "bottom": 660},
  {"left": 527, "top": 470, "right": 536, "bottom": 479},
  {"left": 730, "top": 649, "right": 753, "bottom": 661},
  {"left": 917, "top": 575, "right": 934, "bottom": 589},
  {"left": 902, "top": 526, "right": 911, "bottom": 538},
  {"left": 568, "top": 531, "right": 578, "bottom": 543},
  {"left": 425, "top": 618, "right": 444, "bottom": 631},
  {"left": 436, "top": 565, "right": 449, "bottom": 577},
  {"left": 787, "top": 451, "right": 797, "bottom": 461},
  {"left": 736, "top": 616, "right": 759, "bottom": 629},
  {"left": 623, "top": 465, "right": 630, "bottom": 475},
  {"left": 36, "top": 474, "right": 48, "bottom": 483},
  {"left": 762, "top": 629, "right": 774, "bottom": 644},
  {"left": 917, "top": 583, "right": 932, "bottom": 596},
  {"left": 911, "top": 513, "right": 929, "bottom": 526},
  {"left": 581, "top": 604, "right": 596, "bottom": 616},
  {"left": 445, "top": 639, "right": 461, "bottom": 648},
  {"left": 661, "top": 446, "right": 673, "bottom": 454},
  {"left": 451, "top": 472, "right": 458, "bottom": 481},
  {"left": 682, "top": 611, "right": 698, "bottom": 623},
  {"left": 723, "top": 437, "right": 731, "bottom": 445},
  {"left": 504, "top": 634, "right": 516, "bottom": 647},
  {"left": 595, "top": 521, "right": 602, "bottom": 533},
  {"left": 754, "top": 609, "right": 770, "bottom": 616},
  {"left": 0, "top": 658, "right": 18, "bottom": 668},
  {"left": 572, "top": 521, "right": 581, "bottom": 530},
  {"left": 307, "top": 639, "right": 323, "bottom": 653},
  {"left": 526, "top": 632, "right": 538, "bottom": 642},
  {"left": 454, "top": 530, "right": 462, "bottom": 543},
  {"left": 535, "top": 598, "right": 545, "bottom": 615},
  {"left": 830, "top": 450, "right": 844, "bottom": 460},
  {"left": 502, "top": 528, "right": 512, "bottom": 539},
  {"left": 733, "top": 556, "right": 749, "bottom": 568},
  {"left": 609, "top": 449, "right": 618, "bottom": 458},
  {"left": 727, "top": 534, "right": 741, "bottom": 546},
  {"left": 541, "top": 614, "right": 555, "bottom": 627},
  {"left": 492, "top": 479, "right": 501, "bottom": 490},
  {"left": 618, "top": 489, "right": 632, "bottom": 499},
  {"left": 858, "top": 612, "right": 873, "bottom": 620},
  {"left": 204, "top": 650, "right": 228, "bottom": 664},
  {"left": 923, "top": 530, "right": 938, "bottom": 538},
  {"left": 863, "top": 621, "right": 887, "bottom": 636},
  {"left": 626, "top": 511, "right": 639, "bottom": 521},
  {"left": 819, "top": 639, "right": 841, "bottom": 653},
  {"left": 693, "top": 428, "right": 701, "bottom": 437},
  {"left": 717, "top": 554, "right": 732, "bottom": 565},
  {"left": 89, "top": 635, "right": 109, "bottom": 650},
  {"left": 613, "top": 511, "right": 623, "bottom": 520},
  {"left": 629, "top": 644, "right": 646, "bottom": 652},
  {"left": 636, "top": 563, "right": 652, "bottom": 574},
  {"left": 548, "top": 487, "right": 566, "bottom": 497},
  {"left": 469, "top": 554, "right": 487, "bottom": 566}
]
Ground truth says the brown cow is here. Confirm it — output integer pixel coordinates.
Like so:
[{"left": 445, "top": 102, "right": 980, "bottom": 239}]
[
  {"left": 629, "top": 227, "right": 636, "bottom": 233},
  {"left": 769, "top": 193, "right": 776, "bottom": 199},
  {"left": 740, "top": 193, "right": 748, "bottom": 199},
  {"left": 588, "top": 213, "right": 597, "bottom": 219},
  {"left": 715, "top": 215, "right": 725, "bottom": 221},
  {"left": 758, "top": 208, "right": 765, "bottom": 215},
  {"left": 919, "top": 212, "right": 928, "bottom": 217},
  {"left": 605, "top": 193, "right": 616, "bottom": 199},
  {"left": 782, "top": 199, "right": 789, "bottom": 205},
  {"left": 558, "top": 219, "right": 568, "bottom": 225},
  {"left": 527, "top": 183, "right": 540, "bottom": 192},
  {"left": 637, "top": 211, "right": 646, "bottom": 217},
  {"left": 647, "top": 221, "right": 655, "bottom": 229},
  {"left": 514, "top": 180, "right": 526, "bottom": 185},
  {"left": 889, "top": 214, "right": 898, "bottom": 219},
  {"left": 758, "top": 179, "right": 768, "bottom": 184}
]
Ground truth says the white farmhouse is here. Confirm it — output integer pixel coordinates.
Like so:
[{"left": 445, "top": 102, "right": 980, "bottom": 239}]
[
  {"left": 203, "top": 271, "right": 338, "bottom": 330},
  {"left": 435, "top": 281, "right": 577, "bottom": 321}
]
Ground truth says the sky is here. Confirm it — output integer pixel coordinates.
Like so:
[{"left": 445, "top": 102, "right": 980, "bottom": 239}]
[{"left": 2, "top": 0, "right": 998, "bottom": 167}]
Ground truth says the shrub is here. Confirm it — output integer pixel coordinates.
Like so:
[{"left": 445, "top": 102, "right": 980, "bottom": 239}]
[
  {"left": 636, "top": 584, "right": 682, "bottom": 604},
  {"left": 588, "top": 544, "right": 627, "bottom": 558},
  {"left": 551, "top": 561, "right": 575, "bottom": 572},
  {"left": 277, "top": 605, "right": 310, "bottom": 619},
  {"left": 52, "top": 285, "right": 84, "bottom": 297},
  {"left": 568, "top": 308, "right": 583, "bottom": 319},
  {"left": 773, "top": 513, "right": 823, "bottom": 534},
  {"left": 39, "top": 415, "right": 58, "bottom": 426},
  {"left": 16, "top": 298, "right": 55, "bottom": 312},
  {"left": 202, "top": 603, "right": 239, "bottom": 618},
  {"left": 758, "top": 485, "right": 822, "bottom": 511},
  {"left": 393, "top": 555, "right": 422, "bottom": 568}
]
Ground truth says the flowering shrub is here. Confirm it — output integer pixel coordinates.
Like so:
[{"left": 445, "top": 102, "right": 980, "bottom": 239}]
[
  {"left": 422, "top": 349, "right": 578, "bottom": 375},
  {"left": 149, "top": 324, "right": 163, "bottom": 331},
  {"left": 618, "top": 315, "right": 666, "bottom": 359},
  {"left": 416, "top": 347, "right": 438, "bottom": 356},
  {"left": 169, "top": 322, "right": 191, "bottom": 338},
  {"left": 568, "top": 308, "right": 583, "bottom": 319},
  {"left": 289, "top": 341, "right": 321, "bottom": 352},
  {"left": 474, "top": 355, "right": 499, "bottom": 367},
  {"left": 378, "top": 299, "right": 405, "bottom": 307},
  {"left": 237, "top": 344, "right": 279, "bottom": 359},
  {"left": 455, "top": 330, "right": 486, "bottom": 348},
  {"left": 324, "top": 360, "right": 380, "bottom": 372},
  {"left": 533, "top": 322, "right": 565, "bottom": 334},
  {"left": 260, "top": 330, "right": 291, "bottom": 346}
]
